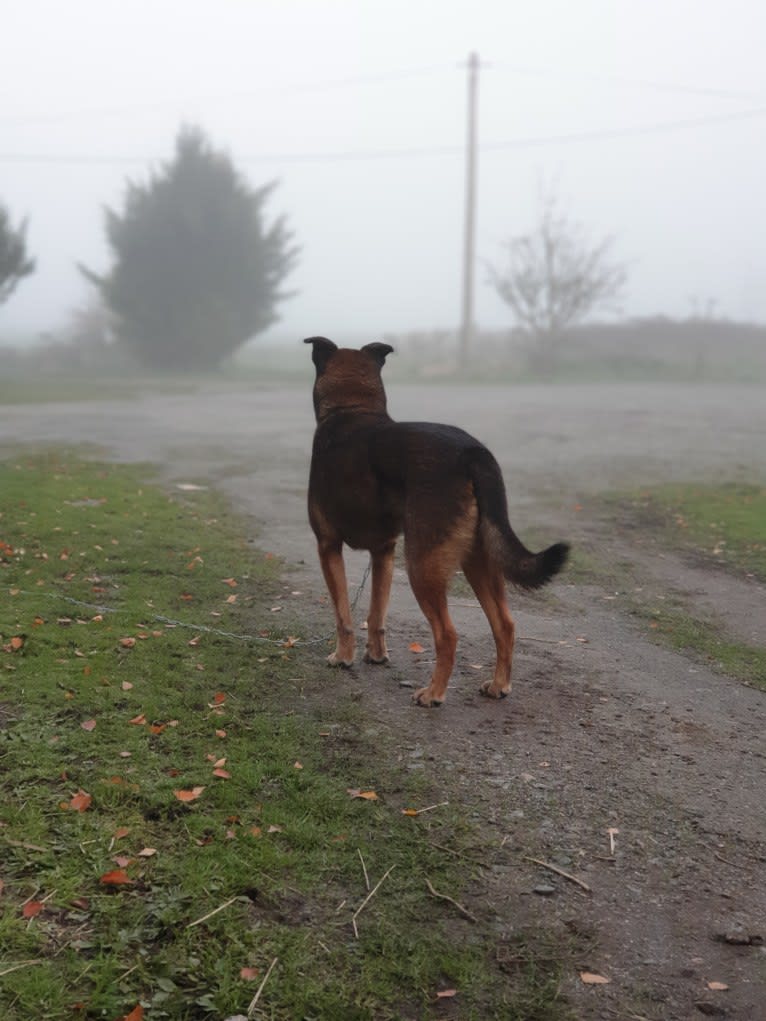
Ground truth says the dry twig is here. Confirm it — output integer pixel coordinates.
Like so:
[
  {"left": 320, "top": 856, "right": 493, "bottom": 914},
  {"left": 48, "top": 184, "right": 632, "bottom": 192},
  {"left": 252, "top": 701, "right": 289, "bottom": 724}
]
[
  {"left": 186, "top": 896, "right": 238, "bottom": 928},
  {"left": 425, "top": 877, "right": 478, "bottom": 923},
  {"left": 352, "top": 864, "right": 396, "bottom": 938},
  {"left": 248, "top": 956, "right": 278, "bottom": 1018},
  {"left": 357, "top": 848, "right": 370, "bottom": 891},
  {"left": 523, "top": 856, "right": 591, "bottom": 893}
]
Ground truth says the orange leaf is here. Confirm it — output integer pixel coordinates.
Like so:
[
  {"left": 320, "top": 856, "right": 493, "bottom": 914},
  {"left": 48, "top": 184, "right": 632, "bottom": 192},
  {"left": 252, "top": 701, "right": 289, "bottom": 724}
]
[
  {"left": 401, "top": 808, "right": 419, "bottom": 817},
  {"left": 149, "top": 723, "right": 166, "bottom": 734},
  {"left": 347, "top": 789, "right": 378, "bottom": 801},
  {"left": 113, "top": 855, "right": 134, "bottom": 868},
  {"left": 249, "top": 826, "right": 262, "bottom": 838},
  {"left": 122, "top": 1006, "right": 144, "bottom": 1021},
  {"left": 222, "top": 577, "right": 238, "bottom": 587},
  {"left": 114, "top": 826, "right": 131, "bottom": 839},
  {"left": 580, "top": 972, "right": 610, "bottom": 985},
  {"left": 69, "top": 790, "right": 92, "bottom": 812},
  {"left": 436, "top": 989, "right": 457, "bottom": 999},
  {"left": 213, "top": 768, "right": 231, "bottom": 779},
  {"left": 240, "top": 966, "right": 260, "bottom": 980},
  {"left": 215, "top": 729, "right": 227, "bottom": 738},
  {"left": 408, "top": 642, "right": 425, "bottom": 654},
  {"left": 22, "top": 900, "right": 44, "bottom": 918},
  {"left": 119, "top": 637, "right": 136, "bottom": 648},
  {"left": 99, "top": 869, "right": 133, "bottom": 885},
  {"left": 211, "top": 692, "right": 226, "bottom": 705},
  {"left": 80, "top": 719, "right": 97, "bottom": 732},
  {"left": 174, "top": 786, "right": 205, "bottom": 802},
  {"left": 128, "top": 713, "right": 146, "bottom": 725}
]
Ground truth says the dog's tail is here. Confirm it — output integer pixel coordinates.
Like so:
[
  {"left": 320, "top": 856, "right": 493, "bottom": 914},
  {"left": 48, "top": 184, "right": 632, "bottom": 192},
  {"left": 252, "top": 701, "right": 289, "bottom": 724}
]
[{"left": 469, "top": 447, "right": 569, "bottom": 590}]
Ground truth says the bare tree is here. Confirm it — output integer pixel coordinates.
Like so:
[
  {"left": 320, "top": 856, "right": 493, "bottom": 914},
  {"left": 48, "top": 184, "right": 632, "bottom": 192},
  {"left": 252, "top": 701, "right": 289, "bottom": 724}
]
[{"left": 487, "top": 192, "right": 627, "bottom": 373}]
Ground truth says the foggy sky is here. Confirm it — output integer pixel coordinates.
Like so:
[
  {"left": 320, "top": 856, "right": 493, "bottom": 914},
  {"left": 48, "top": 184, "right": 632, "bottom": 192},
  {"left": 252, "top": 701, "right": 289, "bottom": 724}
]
[{"left": 2, "top": 0, "right": 765, "bottom": 342}]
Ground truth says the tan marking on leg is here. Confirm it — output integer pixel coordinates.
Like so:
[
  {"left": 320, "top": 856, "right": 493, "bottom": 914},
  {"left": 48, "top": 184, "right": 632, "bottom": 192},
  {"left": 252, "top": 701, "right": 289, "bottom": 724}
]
[
  {"left": 317, "top": 540, "right": 355, "bottom": 666},
  {"left": 462, "top": 549, "right": 515, "bottom": 699},
  {"left": 407, "top": 496, "right": 478, "bottom": 707},
  {"left": 364, "top": 543, "right": 395, "bottom": 664}
]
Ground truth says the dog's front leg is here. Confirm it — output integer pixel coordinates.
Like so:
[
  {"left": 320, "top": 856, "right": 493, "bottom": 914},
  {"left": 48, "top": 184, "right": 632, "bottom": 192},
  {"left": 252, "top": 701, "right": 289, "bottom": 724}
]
[
  {"left": 364, "top": 542, "right": 395, "bottom": 664},
  {"left": 317, "top": 540, "right": 356, "bottom": 667}
]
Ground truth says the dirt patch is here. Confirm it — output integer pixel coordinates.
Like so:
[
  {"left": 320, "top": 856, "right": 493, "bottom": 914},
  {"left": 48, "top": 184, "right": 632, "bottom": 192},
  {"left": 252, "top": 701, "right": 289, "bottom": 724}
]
[{"left": 2, "top": 379, "right": 765, "bottom": 1019}]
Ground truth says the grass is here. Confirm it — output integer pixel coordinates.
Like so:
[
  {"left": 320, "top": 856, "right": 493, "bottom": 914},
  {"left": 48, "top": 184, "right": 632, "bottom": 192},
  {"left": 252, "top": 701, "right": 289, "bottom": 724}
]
[
  {"left": 0, "top": 453, "right": 575, "bottom": 1020},
  {"left": 601, "top": 482, "right": 766, "bottom": 690},
  {"left": 615, "top": 482, "right": 766, "bottom": 581}
]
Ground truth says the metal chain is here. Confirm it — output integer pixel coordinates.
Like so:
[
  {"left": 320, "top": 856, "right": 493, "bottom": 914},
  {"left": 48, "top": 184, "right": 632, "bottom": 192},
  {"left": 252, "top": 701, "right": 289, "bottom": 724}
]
[{"left": 8, "top": 559, "right": 371, "bottom": 649}]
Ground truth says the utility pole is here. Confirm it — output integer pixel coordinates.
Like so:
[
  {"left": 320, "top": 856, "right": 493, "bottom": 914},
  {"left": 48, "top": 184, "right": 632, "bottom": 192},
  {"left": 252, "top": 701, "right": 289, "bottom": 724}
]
[{"left": 458, "top": 51, "right": 479, "bottom": 371}]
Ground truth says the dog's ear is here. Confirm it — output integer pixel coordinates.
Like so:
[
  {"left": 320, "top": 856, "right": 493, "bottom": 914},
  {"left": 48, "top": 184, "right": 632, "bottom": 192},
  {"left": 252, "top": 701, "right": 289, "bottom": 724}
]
[
  {"left": 304, "top": 336, "right": 338, "bottom": 374},
  {"left": 362, "top": 342, "right": 394, "bottom": 368}
]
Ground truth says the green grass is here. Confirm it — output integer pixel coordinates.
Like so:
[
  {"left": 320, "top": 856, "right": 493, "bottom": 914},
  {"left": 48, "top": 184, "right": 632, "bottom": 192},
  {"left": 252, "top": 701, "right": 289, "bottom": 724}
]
[
  {"left": 635, "top": 602, "right": 766, "bottom": 692},
  {"left": 602, "top": 482, "right": 766, "bottom": 690},
  {"left": 0, "top": 453, "right": 574, "bottom": 1020},
  {"left": 616, "top": 482, "right": 766, "bottom": 580}
]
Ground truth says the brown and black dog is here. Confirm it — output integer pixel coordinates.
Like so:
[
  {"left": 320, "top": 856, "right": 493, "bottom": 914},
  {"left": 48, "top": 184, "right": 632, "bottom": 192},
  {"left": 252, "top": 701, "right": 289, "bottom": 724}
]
[{"left": 305, "top": 336, "right": 569, "bottom": 707}]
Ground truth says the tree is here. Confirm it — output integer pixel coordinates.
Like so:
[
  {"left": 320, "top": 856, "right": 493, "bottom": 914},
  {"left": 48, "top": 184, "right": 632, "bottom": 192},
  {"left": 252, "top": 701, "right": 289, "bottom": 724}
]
[
  {"left": 487, "top": 191, "right": 627, "bottom": 373},
  {"left": 0, "top": 203, "right": 35, "bottom": 305},
  {"left": 83, "top": 126, "right": 298, "bottom": 370}
]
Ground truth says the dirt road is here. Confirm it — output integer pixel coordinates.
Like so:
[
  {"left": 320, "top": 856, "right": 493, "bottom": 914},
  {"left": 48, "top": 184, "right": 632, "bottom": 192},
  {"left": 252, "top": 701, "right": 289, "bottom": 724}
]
[{"left": 3, "top": 378, "right": 765, "bottom": 1019}]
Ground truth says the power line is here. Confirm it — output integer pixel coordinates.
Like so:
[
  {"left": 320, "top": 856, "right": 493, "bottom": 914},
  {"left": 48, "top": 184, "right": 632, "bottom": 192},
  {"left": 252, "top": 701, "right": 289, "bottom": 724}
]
[
  {"left": 490, "top": 61, "right": 765, "bottom": 102},
  {"left": 2, "top": 104, "right": 765, "bottom": 167},
  {"left": 0, "top": 63, "right": 453, "bottom": 126}
]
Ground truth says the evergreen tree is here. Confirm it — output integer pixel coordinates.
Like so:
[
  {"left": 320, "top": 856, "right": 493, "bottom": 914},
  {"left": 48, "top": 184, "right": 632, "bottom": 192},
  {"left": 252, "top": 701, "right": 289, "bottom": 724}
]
[
  {"left": 83, "top": 126, "right": 298, "bottom": 370},
  {"left": 0, "top": 203, "right": 35, "bottom": 305}
]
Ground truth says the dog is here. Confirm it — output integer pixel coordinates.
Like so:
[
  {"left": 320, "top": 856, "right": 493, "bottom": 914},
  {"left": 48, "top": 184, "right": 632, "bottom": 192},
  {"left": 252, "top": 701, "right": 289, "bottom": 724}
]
[{"left": 305, "top": 336, "right": 569, "bottom": 707}]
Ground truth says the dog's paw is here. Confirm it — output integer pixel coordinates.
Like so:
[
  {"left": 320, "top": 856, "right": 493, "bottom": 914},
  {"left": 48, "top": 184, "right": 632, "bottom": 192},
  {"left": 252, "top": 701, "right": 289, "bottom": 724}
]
[
  {"left": 479, "top": 680, "right": 510, "bottom": 700},
  {"left": 327, "top": 652, "right": 354, "bottom": 669},
  {"left": 412, "top": 687, "right": 444, "bottom": 708},
  {"left": 363, "top": 651, "right": 390, "bottom": 666}
]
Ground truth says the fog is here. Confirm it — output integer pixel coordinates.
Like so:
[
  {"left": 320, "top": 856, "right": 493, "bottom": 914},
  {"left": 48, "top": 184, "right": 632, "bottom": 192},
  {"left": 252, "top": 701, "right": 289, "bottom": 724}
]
[{"left": 2, "top": 0, "right": 765, "bottom": 345}]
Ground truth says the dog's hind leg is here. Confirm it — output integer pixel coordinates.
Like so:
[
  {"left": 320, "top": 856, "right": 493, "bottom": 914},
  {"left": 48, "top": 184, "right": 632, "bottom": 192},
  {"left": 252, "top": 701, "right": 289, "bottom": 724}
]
[
  {"left": 364, "top": 541, "right": 395, "bottom": 664},
  {"left": 317, "top": 540, "right": 356, "bottom": 667},
  {"left": 462, "top": 549, "right": 515, "bottom": 700}
]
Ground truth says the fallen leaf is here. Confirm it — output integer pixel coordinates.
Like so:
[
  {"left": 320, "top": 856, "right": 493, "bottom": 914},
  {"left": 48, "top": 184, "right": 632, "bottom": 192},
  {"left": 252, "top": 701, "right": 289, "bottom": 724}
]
[
  {"left": 408, "top": 642, "right": 425, "bottom": 653},
  {"left": 210, "top": 692, "right": 226, "bottom": 706},
  {"left": 149, "top": 723, "right": 166, "bottom": 735},
  {"left": 225, "top": 594, "right": 237, "bottom": 604},
  {"left": 122, "top": 1005, "right": 144, "bottom": 1021},
  {"left": 119, "top": 637, "right": 136, "bottom": 649},
  {"left": 22, "top": 900, "right": 44, "bottom": 918},
  {"left": 174, "top": 786, "right": 205, "bottom": 802},
  {"left": 294, "top": 761, "right": 303, "bottom": 770},
  {"left": 128, "top": 713, "right": 146, "bottom": 726},
  {"left": 580, "top": 972, "right": 610, "bottom": 985},
  {"left": 80, "top": 719, "right": 97, "bottom": 732},
  {"left": 707, "top": 981, "right": 729, "bottom": 991},
  {"left": 401, "top": 808, "right": 419, "bottom": 817},
  {"left": 69, "top": 790, "right": 92, "bottom": 812},
  {"left": 121, "top": 681, "right": 133, "bottom": 691},
  {"left": 213, "top": 768, "right": 231, "bottom": 779},
  {"left": 267, "top": 824, "right": 283, "bottom": 833},
  {"left": 114, "top": 826, "right": 131, "bottom": 839},
  {"left": 99, "top": 869, "right": 133, "bottom": 886},
  {"left": 113, "top": 855, "right": 134, "bottom": 868},
  {"left": 240, "top": 966, "right": 260, "bottom": 980},
  {"left": 215, "top": 729, "right": 227, "bottom": 738},
  {"left": 347, "top": 789, "right": 378, "bottom": 801},
  {"left": 222, "top": 577, "right": 238, "bottom": 587},
  {"left": 436, "top": 989, "right": 457, "bottom": 999},
  {"left": 249, "top": 826, "right": 262, "bottom": 838},
  {"left": 137, "top": 847, "right": 157, "bottom": 858}
]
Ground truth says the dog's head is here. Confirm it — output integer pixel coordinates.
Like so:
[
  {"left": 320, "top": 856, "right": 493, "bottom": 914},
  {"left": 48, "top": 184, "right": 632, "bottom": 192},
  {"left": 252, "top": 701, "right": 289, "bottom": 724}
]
[{"left": 304, "top": 337, "right": 394, "bottom": 423}]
